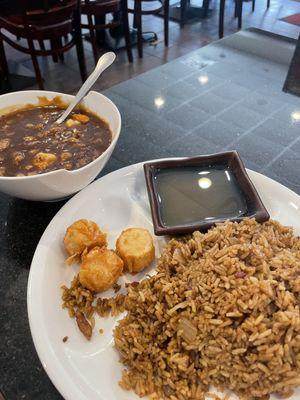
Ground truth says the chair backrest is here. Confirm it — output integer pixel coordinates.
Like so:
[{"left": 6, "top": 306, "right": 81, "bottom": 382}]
[
  {"left": 82, "top": 0, "right": 120, "bottom": 17},
  {"left": 26, "top": 1, "right": 68, "bottom": 11},
  {"left": 14, "top": 0, "right": 81, "bottom": 40},
  {"left": 21, "top": 0, "right": 79, "bottom": 26}
]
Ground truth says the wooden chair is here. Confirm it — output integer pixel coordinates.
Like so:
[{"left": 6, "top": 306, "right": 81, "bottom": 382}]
[
  {"left": 0, "top": 0, "right": 87, "bottom": 90},
  {"left": 128, "top": 0, "right": 170, "bottom": 58},
  {"left": 219, "top": 0, "right": 243, "bottom": 39},
  {"left": 81, "top": 0, "right": 133, "bottom": 64}
]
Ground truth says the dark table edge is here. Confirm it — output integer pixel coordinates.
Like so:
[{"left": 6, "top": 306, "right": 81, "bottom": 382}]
[{"left": 246, "top": 27, "right": 297, "bottom": 45}]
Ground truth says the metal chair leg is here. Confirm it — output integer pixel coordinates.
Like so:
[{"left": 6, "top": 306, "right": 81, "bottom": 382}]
[
  {"left": 202, "top": 0, "right": 209, "bottom": 17},
  {"left": 58, "top": 38, "right": 64, "bottom": 61},
  {"left": 180, "top": 0, "right": 187, "bottom": 28},
  {"left": 121, "top": 0, "right": 133, "bottom": 62},
  {"left": 136, "top": 0, "right": 143, "bottom": 58},
  {"left": 38, "top": 39, "right": 45, "bottom": 51},
  {"left": 234, "top": 0, "right": 238, "bottom": 18},
  {"left": 75, "top": 35, "right": 87, "bottom": 82},
  {"left": 237, "top": 0, "right": 243, "bottom": 29},
  {"left": 0, "top": 33, "right": 9, "bottom": 76},
  {"left": 27, "top": 38, "right": 44, "bottom": 89},
  {"left": 50, "top": 39, "right": 58, "bottom": 62},
  {"left": 74, "top": 8, "right": 87, "bottom": 82},
  {"left": 133, "top": 0, "right": 138, "bottom": 29},
  {"left": 164, "top": 0, "right": 169, "bottom": 46},
  {"left": 219, "top": 0, "right": 225, "bottom": 39}
]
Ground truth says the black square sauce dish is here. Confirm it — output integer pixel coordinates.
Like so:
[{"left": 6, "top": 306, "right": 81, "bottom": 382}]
[{"left": 144, "top": 151, "right": 270, "bottom": 236}]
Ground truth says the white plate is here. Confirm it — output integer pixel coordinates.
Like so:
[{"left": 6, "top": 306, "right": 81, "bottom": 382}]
[{"left": 27, "top": 161, "right": 300, "bottom": 400}]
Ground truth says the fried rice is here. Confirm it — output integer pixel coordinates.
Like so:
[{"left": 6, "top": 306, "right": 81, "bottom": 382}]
[
  {"left": 113, "top": 219, "right": 300, "bottom": 400},
  {"left": 62, "top": 218, "right": 300, "bottom": 399}
]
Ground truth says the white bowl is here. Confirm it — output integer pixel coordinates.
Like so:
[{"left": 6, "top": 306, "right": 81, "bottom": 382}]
[{"left": 0, "top": 90, "right": 121, "bottom": 201}]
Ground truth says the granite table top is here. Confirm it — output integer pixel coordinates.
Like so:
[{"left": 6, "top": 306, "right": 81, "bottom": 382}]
[{"left": 1, "top": 27, "right": 299, "bottom": 399}]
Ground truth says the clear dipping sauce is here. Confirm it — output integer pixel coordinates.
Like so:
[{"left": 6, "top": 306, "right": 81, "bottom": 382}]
[{"left": 153, "top": 165, "right": 248, "bottom": 226}]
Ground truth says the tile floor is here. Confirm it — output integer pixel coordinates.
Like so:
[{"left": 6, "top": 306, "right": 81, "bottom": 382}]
[{"left": 1, "top": 0, "right": 300, "bottom": 94}]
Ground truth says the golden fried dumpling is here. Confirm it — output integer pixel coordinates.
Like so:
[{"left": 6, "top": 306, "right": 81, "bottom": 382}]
[
  {"left": 64, "top": 219, "right": 107, "bottom": 263},
  {"left": 79, "top": 247, "right": 123, "bottom": 292},
  {"left": 116, "top": 228, "right": 155, "bottom": 274}
]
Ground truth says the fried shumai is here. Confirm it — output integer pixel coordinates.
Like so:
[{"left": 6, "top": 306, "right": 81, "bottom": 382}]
[
  {"left": 116, "top": 228, "right": 155, "bottom": 274},
  {"left": 64, "top": 219, "right": 107, "bottom": 263},
  {"left": 79, "top": 247, "right": 124, "bottom": 292}
]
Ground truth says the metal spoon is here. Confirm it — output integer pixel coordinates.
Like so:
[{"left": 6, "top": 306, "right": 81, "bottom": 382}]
[{"left": 55, "top": 52, "right": 116, "bottom": 125}]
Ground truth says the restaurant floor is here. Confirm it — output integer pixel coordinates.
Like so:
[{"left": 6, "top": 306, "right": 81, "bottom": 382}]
[{"left": 2, "top": 0, "right": 300, "bottom": 94}]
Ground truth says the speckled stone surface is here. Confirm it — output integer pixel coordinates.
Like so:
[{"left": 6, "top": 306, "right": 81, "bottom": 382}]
[{"left": 1, "top": 28, "right": 300, "bottom": 399}]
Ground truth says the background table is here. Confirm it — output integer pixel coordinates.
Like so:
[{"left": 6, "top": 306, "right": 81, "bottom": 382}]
[{"left": 1, "top": 28, "right": 300, "bottom": 399}]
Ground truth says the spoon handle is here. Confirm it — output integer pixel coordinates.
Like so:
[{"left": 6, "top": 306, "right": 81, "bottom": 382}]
[{"left": 56, "top": 52, "right": 116, "bottom": 124}]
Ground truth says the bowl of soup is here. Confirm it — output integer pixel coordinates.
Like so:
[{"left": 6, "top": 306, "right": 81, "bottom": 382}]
[{"left": 0, "top": 90, "right": 121, "bottom": 201}]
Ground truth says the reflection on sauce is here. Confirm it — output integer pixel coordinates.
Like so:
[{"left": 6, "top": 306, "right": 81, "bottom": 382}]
[{"left": 153, "top": 166, "right": 248, "bottom": 226}]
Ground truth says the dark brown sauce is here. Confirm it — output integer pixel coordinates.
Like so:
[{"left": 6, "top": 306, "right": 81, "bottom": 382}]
[
  {"left": 153, "top": 165, "right": 248, "bottom": 226},
  {"left": 0, "top": 105, "right": 112, "bottom": 176}
]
